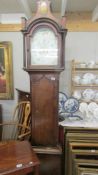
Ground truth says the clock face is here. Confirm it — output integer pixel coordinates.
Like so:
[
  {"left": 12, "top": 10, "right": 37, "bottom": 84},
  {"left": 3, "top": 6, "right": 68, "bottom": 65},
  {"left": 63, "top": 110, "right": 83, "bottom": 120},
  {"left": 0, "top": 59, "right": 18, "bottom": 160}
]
[{"left": 30, "top": 27, "right": 58, "bottom": 65}]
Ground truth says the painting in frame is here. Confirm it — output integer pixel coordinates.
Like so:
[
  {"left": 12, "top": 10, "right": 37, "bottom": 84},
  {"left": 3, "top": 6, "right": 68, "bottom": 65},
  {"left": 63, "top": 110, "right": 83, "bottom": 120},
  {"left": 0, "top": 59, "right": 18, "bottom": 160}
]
[{"left": 0, "top": 41, "right": 13, "bottom": 99}]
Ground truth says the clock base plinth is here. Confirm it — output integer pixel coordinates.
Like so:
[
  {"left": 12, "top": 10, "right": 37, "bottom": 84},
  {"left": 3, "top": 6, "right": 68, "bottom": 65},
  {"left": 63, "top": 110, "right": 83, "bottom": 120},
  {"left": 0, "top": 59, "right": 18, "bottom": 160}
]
[{"left": 33, "top": 145, "right": 63, "bottom": 175}]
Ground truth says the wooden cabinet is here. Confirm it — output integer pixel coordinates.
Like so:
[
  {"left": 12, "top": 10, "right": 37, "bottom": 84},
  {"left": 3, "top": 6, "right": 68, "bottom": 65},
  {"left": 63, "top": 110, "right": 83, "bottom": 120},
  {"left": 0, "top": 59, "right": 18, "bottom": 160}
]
[{"left": 71, "top": 59, "right": 98, "bottom": 103}]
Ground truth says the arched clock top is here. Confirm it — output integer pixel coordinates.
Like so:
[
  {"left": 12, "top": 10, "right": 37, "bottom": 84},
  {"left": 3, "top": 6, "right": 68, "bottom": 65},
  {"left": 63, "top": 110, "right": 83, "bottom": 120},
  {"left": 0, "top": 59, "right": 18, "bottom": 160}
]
[{"left": 22, "top": 17, "right": 67, "bottom": 36}]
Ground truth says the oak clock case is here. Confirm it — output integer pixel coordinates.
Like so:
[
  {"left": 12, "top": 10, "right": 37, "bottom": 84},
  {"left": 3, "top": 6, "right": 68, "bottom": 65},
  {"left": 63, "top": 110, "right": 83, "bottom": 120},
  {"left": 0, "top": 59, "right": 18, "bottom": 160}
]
[{"left": 22, "top": 9, "right": 67, "bottom": 147}]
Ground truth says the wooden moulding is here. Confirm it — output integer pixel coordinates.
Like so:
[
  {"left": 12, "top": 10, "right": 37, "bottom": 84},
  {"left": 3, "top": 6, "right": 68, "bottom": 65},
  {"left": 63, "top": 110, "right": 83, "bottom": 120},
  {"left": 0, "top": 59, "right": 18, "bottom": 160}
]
[
  {"left": 0, "top": 24, "right": 23, "bottom": 32},
  {"left": 66, "top": 20, "right": 98, "bottom": 32},
  {"left": 66, "top": 12, "right": 98, "bottom": 32},
  {"left": 0, "top": 12, "right": 98, "bottom": 32},
  {"left": 32, "top": 145, "right": 62, "bottom": 155}
]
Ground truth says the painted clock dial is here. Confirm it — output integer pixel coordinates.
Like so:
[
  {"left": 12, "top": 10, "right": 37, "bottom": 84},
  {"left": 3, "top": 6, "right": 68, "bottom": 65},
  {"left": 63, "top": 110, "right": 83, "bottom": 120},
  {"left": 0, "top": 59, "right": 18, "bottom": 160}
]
[{"left": 30, "top": 27, "right": 58, "bottom": 65}]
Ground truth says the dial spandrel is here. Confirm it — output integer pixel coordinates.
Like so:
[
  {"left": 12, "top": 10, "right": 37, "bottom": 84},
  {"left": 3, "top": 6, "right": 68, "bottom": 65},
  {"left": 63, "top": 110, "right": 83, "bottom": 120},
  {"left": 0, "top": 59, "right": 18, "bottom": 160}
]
[{"left": 30, "top": 27, "right": 58, "bottom": 65}]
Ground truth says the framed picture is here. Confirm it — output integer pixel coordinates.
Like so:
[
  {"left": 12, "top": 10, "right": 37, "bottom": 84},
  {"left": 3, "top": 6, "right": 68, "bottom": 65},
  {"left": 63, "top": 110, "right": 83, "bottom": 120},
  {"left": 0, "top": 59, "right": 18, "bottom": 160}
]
[
  {"left": 67, "top": 140, "right": 98, "bottom": 175},
  {"left": 78, "top": 167, "right": 98, "bottom": 175},
  {"left": 73, "top": 158, "right": 98, "bottom": 175},
  {"left": 0, "top": 41, "right": 13, "bottom": 99}
]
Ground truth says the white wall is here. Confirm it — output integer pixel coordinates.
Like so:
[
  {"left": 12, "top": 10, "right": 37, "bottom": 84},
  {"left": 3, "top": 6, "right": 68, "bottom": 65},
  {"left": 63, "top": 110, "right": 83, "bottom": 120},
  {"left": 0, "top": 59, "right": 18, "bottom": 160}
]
[
  {"left": 0, "top": 32, "right": 30, "bottom": 121},
  {"left": 0, "top": 31, "right": 98, "bottom": 120}
]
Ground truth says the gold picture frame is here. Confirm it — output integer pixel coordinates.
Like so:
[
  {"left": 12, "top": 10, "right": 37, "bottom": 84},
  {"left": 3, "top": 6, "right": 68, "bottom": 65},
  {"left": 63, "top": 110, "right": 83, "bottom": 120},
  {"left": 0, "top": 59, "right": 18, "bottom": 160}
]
[
  {"left": 0, "top": 41, "right": 13, "bottom": 99},
  {"left": 78, "top": 167, "right": 98, "bottom": 175},
  {"left": 73, "top": 158, "right": 98, "bottom": 175}
]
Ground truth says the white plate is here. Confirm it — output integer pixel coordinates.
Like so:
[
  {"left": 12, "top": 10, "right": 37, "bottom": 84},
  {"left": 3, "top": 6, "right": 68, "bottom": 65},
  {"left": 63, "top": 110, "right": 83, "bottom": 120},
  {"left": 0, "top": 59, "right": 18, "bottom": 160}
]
[
  {"left": 87, "top": 61, "right": 95, "bottom": 68},
  {"left": 93, "top": 107, "right": 98, "bottom": 118},
  {"left": 88, "top": 102, "right": 98, "bottom": 113},
  {"left": 94, "top": 92, "right": 98, "bottom": 101},
  {"left": 82, "top": 89, "right": 95, "bottom": 101},
  {"left": 82, "top": 73, "right": 96, "bottom": 83},
  {"left": 78, "top": 63, "right": 86, "bottom": 68},
  {"left": 79, "top": 102, "right": 88, "bottom": 113},
  {"left": 94, "top": 79, "right": 98, "bottom": 85},
  {"left": 83, "top": 73, "right": 96, "bottom": 79}
]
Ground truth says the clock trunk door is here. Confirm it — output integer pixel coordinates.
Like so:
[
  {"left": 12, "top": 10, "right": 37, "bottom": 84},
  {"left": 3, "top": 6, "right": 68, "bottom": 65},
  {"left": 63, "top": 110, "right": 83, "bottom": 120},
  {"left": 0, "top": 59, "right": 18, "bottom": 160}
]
[{"left": 30, "top": 73, "right": 59, "bottom": 146}]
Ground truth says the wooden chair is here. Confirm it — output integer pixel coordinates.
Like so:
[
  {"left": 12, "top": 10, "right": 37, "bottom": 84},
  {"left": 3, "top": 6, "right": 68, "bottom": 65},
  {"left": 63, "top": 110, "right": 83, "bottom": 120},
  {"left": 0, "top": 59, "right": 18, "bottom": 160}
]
[
  {"left": 0, "top": 102, "right": 40, "bottom": 175},
  {"left": 0, "top": 101, "right": 31, "bottom": 141}
]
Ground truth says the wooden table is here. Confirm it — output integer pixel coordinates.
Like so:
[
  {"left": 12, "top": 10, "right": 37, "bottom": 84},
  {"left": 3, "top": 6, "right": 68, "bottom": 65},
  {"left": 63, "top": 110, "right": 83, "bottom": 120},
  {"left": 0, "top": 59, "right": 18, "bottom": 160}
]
[{"left": 0, "top": 140, "right": 40, "bottom": 175}]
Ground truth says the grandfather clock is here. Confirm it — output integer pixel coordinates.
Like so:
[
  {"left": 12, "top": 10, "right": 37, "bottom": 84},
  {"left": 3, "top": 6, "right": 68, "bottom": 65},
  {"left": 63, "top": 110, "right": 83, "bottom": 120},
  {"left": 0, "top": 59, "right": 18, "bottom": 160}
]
[{"left": 22, "top": 0, "right": 67, "bottom": 174}]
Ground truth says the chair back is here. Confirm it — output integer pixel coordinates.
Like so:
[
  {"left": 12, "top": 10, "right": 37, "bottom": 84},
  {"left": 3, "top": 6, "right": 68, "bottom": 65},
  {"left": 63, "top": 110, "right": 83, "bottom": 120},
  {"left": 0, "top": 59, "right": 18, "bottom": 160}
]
[
  {"left": 13, "top": 101, "right": 31, "bottom": 126},
  {"left": 0, "top": 101, "right": 31, "bottom": 141}
]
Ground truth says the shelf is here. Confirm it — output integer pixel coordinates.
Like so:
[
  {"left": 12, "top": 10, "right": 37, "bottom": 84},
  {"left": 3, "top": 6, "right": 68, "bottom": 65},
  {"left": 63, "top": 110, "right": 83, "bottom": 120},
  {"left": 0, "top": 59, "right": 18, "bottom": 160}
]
[
  {"left": 71, "top": 60, "right": 98, "bottom": 103},
  {"left": 72, "top": 84, "right": 98, "bottom": 88},
  {"left": 79, "top": 99, "right": 98, "bottom": 103},
  {"left": 72, "top": 67, "right": 98, "bottom": 71}
]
